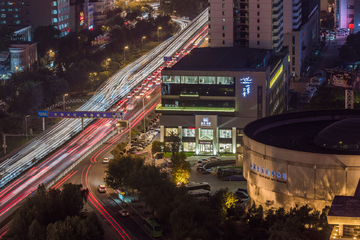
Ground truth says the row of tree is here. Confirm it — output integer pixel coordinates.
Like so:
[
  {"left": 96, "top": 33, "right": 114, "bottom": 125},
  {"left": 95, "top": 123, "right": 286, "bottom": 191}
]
[
  {"left": 3, "top": 183, "right": 104, "bottom": 240},
  {"left": 104, "top": 152, "right": 331, "bottom": 239},
  {"left": 159, "top": 0, "right": 208, "bottom": 18}
]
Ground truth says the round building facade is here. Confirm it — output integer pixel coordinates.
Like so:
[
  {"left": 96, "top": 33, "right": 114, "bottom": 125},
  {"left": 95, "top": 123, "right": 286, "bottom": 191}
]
[{"left": 243, "top": 109, "right": 360, "bottom": 210}]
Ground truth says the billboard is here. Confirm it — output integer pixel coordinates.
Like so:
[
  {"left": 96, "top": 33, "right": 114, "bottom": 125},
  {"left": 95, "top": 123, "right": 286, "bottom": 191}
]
[
  {"left": 326, "top": 69, "right": 360, "bottom": 91},
  {"left": 37, "top": 111, "right": 123, "bottom": 119}
]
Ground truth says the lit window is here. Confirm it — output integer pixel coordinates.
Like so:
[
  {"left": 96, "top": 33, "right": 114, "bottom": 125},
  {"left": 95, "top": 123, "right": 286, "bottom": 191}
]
[
  {"left": 277, "top": 172, "right": 281, "bottom": 179},
  {"left": 7, "top": 8, "right": 12, "bottom": 11},
  {"left": 250, "top": 163, "right": 253, "bottom": 170},
  {"left": 262, "top": 167, "right": 264, "bottom": 174},
  {"left": 222, "top": 19, "right": 225, "bottom": 23},
  {"left": 282, "top": 173, "right": 287, "bottom": 180},
  {"left": 271, "top": 170, "right": 275, "bottom": 177},
  {"left": 0, "top": 13, "right": 5, "bottom": 17},
  {"left": 52, "top": 1, "right": 57, "bottom": 6},
  {"left": 53, "top": 17, "right": 57, "bottom": 23},
  {"left": 257, "top": 166, "right": 260, "bottom": 173},
  {"left": 254, "top": 164, "right": 256, "bottom": 170},
  {"left": 266, "top": 169, "right": 270, "bottom": 176},
  {"left": 52, "top": 9, "right": 57, "bottom": 14}
]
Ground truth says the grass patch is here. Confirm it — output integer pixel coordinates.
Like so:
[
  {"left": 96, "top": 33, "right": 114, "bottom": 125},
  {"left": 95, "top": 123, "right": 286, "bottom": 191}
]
[
  {"left": 163, "top": 152, "right": 194, "bottom": 158},
  {"left": 220, "top": 153, "right": 236, "bottom": 156}
]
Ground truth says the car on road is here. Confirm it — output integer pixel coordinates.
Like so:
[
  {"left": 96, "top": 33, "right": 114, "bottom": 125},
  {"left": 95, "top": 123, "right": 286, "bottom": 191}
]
[
  {"left": 97, "top": 185, "right": 106, "bottom": 193},
  {"left": 103, "top": 158, "right": 110, "bottom": 164},
  {"left": 119, "top": 210, "right": 129, "bottom": 217}
]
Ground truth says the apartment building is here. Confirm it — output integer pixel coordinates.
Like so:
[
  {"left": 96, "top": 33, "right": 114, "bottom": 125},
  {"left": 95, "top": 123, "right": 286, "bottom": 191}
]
[
  {"left": 0, "top": 0, "right": 70, "bottom": 37},
  {"left": 335, "top": 0, "right": 360, "bottom": 32},
  {"left": 90, "top": 0, "right": 115, "bottom": 27},
  {"left": 70, "top": 0, "right": 94, "bottom": 32}
]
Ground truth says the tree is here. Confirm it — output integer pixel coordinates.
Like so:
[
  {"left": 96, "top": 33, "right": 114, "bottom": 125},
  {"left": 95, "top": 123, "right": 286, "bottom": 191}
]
[
  {"left": 0, "top": 25, "right": 15, "bottom": 51},
  {"left": 209, "top": 188, "right": 237, "bottom": 220},
  {"left": 269, "top": 216, "right": 308, "bottom": 240},
  {"left": 27, "top": 220, "right": 46, "bottom": 240},
  {"left": 110, "top": 142, "right": 127, "bottom": 157},
  {"left": 338, "top": 45, "right": 358, "bottom": 63},
  {"left": 77, "top": 212, "right": 105, "bottom": 240},
  {"left": 10, "top": 81, "right": 43, "bottom": 116},
  {"left": 166, "top": 131, "right": 181, "bottom": 156},
  {"left": 33, "top": 25, "right": 61, "bottom": 57},
  {"left": 171, "top": 152, "right": 191, "bottom": 185},
  {"left": 151, "top": 140, "right": 164, "bottom": 154}
]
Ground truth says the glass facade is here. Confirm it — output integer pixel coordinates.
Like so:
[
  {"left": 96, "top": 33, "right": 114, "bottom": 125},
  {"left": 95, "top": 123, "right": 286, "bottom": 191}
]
[
  {"left": 165, "top": 128, "right": 178, "bottom": 136},
  {"left": 181, "top": 76, "right": 198, "bottom": 84},
  {"left": 183, "top": 128, "right": 195, "bottom": 137},
  {"left": 220, "top": 129, "right": 232, "bottom": 138},
  {"left": 183, "top": 142, "right": 195, "bottom": 152},
  {"left": 162, "top": 76, "right": 234, "bottom": 85},
  {"left": 199, "top": 76, "right": 215, "bottom": 84},
  {"left": 219, "top": 143, "right": 232, "bottom": 153},
  {"left": 217, "top": 77, "right": 234, "bottom": 85},
  {"left": 199, "top": 129, "right": 213, "bottom": 140}
]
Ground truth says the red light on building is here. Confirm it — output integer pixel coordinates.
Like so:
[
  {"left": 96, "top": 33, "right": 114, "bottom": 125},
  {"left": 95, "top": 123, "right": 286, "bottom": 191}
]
[
  {"left": 349, "top": 23, "right": 354, "bottom": 29},
  {"left": 189, "top": 127, "right": 196, "bottom": 129}
]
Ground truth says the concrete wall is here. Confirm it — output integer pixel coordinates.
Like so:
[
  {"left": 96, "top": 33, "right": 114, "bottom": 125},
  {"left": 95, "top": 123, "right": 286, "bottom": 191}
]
[
  {"left": 243, "top": 134, "right": 360, "bottom": 210},
  {"left": 209, "top": 0, "right": 234, "bottom": 47}
]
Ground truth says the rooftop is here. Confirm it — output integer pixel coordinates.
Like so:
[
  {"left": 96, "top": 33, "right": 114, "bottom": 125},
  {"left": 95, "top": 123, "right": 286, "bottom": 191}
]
[{"left": 166, "top": 47, "right": 271, "bottom": 72}]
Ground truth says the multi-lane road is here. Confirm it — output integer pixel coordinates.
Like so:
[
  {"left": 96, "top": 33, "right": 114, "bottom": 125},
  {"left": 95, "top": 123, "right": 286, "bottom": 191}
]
[{"left": 0, "top": 9, "right": 209, "bottom": 239}]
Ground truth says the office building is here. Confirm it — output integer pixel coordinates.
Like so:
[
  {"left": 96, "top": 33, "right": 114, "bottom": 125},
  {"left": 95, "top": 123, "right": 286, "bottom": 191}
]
[
  {"left": 335, "top": 0, "right": 360, "bottom": 32},
  {"left": 9, "top": 42, "right": 38, "bottom": 72},
  {"left": 209, "top": 0, "right": 320, "bottom": 77},
  {"left": 70, "top": 0, "right": 94, "bottom": 32},
  {"left": 0, "top": 0, "right": 70, "bottom": 37},
  {"left": 90, "top": 0, "right": 115, "bottom": 27},
  {"left": 243, "top": 109, "right": 360, "bottom": 210},
  {"left": 209, "top": 0, "right": 284, "bottom": 50},
  {"left": 157, "top": 46, "right": 290, "bottom": 155}
]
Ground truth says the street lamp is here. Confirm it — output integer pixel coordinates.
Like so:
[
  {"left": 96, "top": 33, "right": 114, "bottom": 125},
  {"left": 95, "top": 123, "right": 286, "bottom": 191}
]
[
  {"left": 25, "top": 115, "right": 30, "bottom": 141},
  {"left": 63, "top": 93, "right": 68, "bottom": 111},
  {"left": 142, "top": 95, "right": 151, "bottom": 133},
  {"left": 157, "top": 27, "right": 162, "bottom": 42},
  {"left": 142, "top": 36, "right": 146, "bottom": 46},
  {"left": 106, "top": 58, "right": 111, "bottom": 77},
  {"left": 124, "top": 46, "right": 128, "bottom": 61}
]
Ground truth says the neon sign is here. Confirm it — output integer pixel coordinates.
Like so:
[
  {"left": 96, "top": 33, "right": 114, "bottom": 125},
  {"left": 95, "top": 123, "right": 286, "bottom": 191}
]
[
  {"left": 240, "top": 77, "right": 252, "bottom": 97},
  {"left": 200, "top": 117, "right": 211, "bottom": 127}
]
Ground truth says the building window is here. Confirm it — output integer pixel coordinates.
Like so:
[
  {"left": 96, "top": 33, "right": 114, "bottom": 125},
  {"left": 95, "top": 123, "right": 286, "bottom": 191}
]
[
  {"left": 292, "top": 67, "right": 295, "bottom": 72},
  {"left": 53, "top": 18, "right": 57, "bottom": 23},
  {"left": 183, "top": 128, "right": 195, "bottom": 137},
  {"left": 257, "top": 26, "right": 260, "bottom": 30},
  {"left": 266, "top": 169, "right": 270, "bottom": 176},
  {"left": 181, "top": 76, "right": 198, "bottom": 84},
  {"left": 7, "top": 8, "right": 12, "bottom": 11},
  {"left": 257, "top": 4, "right": 259, "bottom": 8},
  {"left": 222, "top": 33, "right": 225, "bottom": 37},
  {"left": 277, "top": 172, "right": 281, "bottom": 179},
  {"left": 348, "top": 14, "right": 354, "bottom": 18},
  {"left": 222, "top": 19, "right": 225, "bottom": 23},
  {"left": 292, "top": 46, "right": 295, "bottom": 55},
  {"left": 282, "top": 173, "right": 287, "bottom": 180},
  {"left": 183, "top": 142, "right": 195, "bottom": 152},
  {"left": 26, "top": 2, "right": 29, "bottom": 6},
  {"left": 250, "top": 163, "right": 253, "bottom": 169},
  {"left": 199, "top": 129, "right": 213, "bottom": 140},
  {"left": 257, "top": 12, "right": 259, "bottom": 16},
  {"left": 222, "top": 11, "right": 225, "bottom": 15},
  {"left": 257, "top": 19, "right": 259, "bottom": 23},
  {"left": 0, "top": 8, "right": 4, "bottom": 11},
  {"left": 347, "top": 5, "right": 354, "bottom": 9},
  {"left": 262, "top": 167, "right": 264, "bottom": 174},
  {"left": 1, "top": 13, "right": 5, "bottom": 17},
  {"left": 219, "top": 129, "right": 231, "bottom": 138},
  {"left": 222, "top": 40, "right": 225, "bottom": 44},
  {"left": 222, "top": 26, "right": 225, "bottom": 30},
  {"left": 222, "top": 4, "right": 225, "bottom": 8},
  {"left": 199, "top": 76, "right": 215, "bottom": 84},
  {"left": 216, "top": 77, "right": 234, "bottom": 84},
  {"left": 53, "top": 1, "right": 57, "bottom": 6},
  {"left": 165, "top": 128, "right": 178, "bottom": 136},
  {"left": 257, "top": 41, "right": 260, "bottom": 45},
  {"left": 257, "top": 34, "right": 259, "bottom": 38},
  {"left": 292, "top": 57, "right": 295, "bottom": 66},
  {"left": 292, "top": 35, "right": 295, "bottom": 44},
  {"left": 52, "top": 9, "right": 57, "bottom": 14},
  {"left": 162, "top": 76, "right": 180, "bottom": 84},
  {"left": 257, "top": 166, "right": 260, "bottom": 173},
  {"left": 219, "top": 143, "right": 232, "bottom": 153},
  {"left": 271, "top": 170, "right": 275, "bottom": 177}
]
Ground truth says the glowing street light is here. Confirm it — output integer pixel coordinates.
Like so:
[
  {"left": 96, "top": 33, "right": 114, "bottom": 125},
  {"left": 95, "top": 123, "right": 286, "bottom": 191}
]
[
  {"left": 63, "top": 93, "right": 68, "bottom": 111},
  {"left": 142, "top": 36, "right": 146, "bottom": 45},
  {"left": 157, "top": 27, "right": 162, "bottom": 42},
  {"left": 106, "top": 58, "right": 111, "bottom": 77},
  {"left": 124, "top": 46, "right": 128, "bottom": 61}
]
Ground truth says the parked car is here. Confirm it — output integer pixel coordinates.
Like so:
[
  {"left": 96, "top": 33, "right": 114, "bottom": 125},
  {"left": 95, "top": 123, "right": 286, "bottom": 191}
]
[
  {"left": 237, "top": 188, "right": 248, "bottom": 194},
  {"left": 197, "top": 160, "right": 204, "bottom": 167},
  {"left": 201, "top": 159, "right": 211, "bottom": 164},
  {"left": 196, "top": 167, "right": 211, "bottom": 174},
  {"left": 208, "top": 157, "right": 221, "bottom": 161},
  {"left": 103, "top": 158, "right": 110, "bottom": 164},
  {"left": 97, "top": 185, "right": 106, "bottom": 193},
  {"left": 119, "top": 210, "right": 129, "bottom": 217}
]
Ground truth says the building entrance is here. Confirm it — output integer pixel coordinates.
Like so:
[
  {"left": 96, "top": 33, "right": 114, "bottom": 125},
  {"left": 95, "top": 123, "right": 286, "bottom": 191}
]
[{"left": 199, "top": 143, "right": 213, "bottom": 155}]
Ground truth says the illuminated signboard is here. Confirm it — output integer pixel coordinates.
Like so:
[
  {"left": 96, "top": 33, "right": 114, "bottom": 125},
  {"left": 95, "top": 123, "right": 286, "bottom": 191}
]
[
  {"left": 200, "top": 117, "right": 211, "bottom": 127},
  {"left": 240, "top": 77, "right": 252, "bottom": 97},
  {"left": 37, "top": 111, "right": 123, "bottom": 119}
]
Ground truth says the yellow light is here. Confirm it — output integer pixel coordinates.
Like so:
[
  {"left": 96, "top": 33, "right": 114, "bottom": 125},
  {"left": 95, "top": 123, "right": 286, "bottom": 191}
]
[
  {"left": 270, "top": 64, "right": 283, "bottom": 89},
  {"left": 125, "top": 46, "right": 128, "bottom": 49},
  {"left": 107, "top": 58, "right": 111, "bottom": 61},
  {"left": 288, "top": 55, "right": 290, "bottom": 62},
  {"left": 158, "top": 27, "right": 162, "bottom": 30}
]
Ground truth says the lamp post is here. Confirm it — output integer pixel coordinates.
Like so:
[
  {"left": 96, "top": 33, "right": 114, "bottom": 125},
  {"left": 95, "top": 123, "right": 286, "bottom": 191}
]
[
  {"left": 142, "top": 36, "right": 146, "bottom": 46},
  {"left": 157, "top": 27, "right": 162, "bottom": 42},
  {"left": 124, "top": 46, "right": 128, "bottom": 61},
  {"left": 142, "top": 95, "right": 150, "bottom": 133},
  {"left": 25, "top": 115, "right": 30, "bottom": 141},
  {"left": 106, "top": 58, "right": 111, "bottom": 77},
  {"left": 63, "top": 93, "right": 68, "bottom": 111}
]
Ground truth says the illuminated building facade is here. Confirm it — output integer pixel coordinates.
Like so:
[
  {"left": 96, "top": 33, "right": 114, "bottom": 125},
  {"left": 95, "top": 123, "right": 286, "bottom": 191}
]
[
  {"left": 243, "top": 109, "right": 360, "bottom": 211},
  {"left": 70, "top": 0, "right": 94, "bottom": 32},
  {"left": 156, "top": 47, "right": 290, "bottom": 155}
]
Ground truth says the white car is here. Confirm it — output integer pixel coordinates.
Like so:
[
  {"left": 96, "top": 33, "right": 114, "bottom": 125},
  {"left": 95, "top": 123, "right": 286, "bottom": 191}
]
[
  {"left": 103, "top": 158, "right": 110, "bottom": 164},
  {"left": 97, "top": 185, "right": 106, "bottom": 193},
  {"left": 119, "top": 210, "right": 129, "bottom": 216},
  {"left": 208, "top": 157, "right": 220, "bottom": 161}
]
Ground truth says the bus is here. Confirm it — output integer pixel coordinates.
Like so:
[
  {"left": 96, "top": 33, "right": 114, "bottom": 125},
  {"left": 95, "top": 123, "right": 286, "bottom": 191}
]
[
  {"left": 188, "top": 189, "right": 211, "bottom": 202},
  {"left": 143, "top": 218, "right": 162, "bottom": 237},
  {"left": 185, "top": 182, "right": 211, "bottom": 191},
  {"left": 217, "top": 166, "right": 245, "bottom": 181}
]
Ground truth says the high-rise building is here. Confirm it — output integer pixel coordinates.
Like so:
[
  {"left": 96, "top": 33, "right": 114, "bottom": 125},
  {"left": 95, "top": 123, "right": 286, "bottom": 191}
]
[
  {"left": 335, "top": 0, "right": 360, "bottom": 32},
  {"left": 0, "top": 0, "right": 70, "bottom": 37},
  {"left": 90, "top": 0, "right": 115, "bottom": 27},
  {"left": 209, "top": 0, "right": 284, "bottom": 51},
  {"left": 70, "top": 0, "right": 94, "bottom": 32}
]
